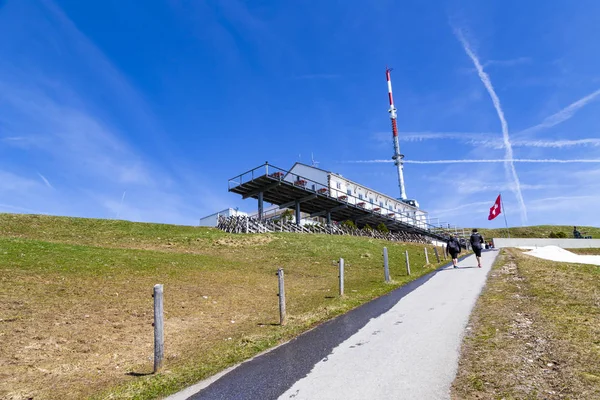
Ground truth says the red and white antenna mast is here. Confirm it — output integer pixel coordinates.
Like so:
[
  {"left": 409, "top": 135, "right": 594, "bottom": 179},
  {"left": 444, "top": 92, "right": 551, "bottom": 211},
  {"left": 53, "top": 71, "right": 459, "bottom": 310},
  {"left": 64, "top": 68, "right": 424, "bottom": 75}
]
[{"left": 386, "top": 67, "right": 407, "bottom": 200}]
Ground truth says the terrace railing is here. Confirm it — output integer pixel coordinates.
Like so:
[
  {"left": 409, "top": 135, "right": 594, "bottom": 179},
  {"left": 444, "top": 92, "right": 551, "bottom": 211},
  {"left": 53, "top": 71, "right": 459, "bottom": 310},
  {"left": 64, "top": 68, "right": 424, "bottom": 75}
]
[{"left": 229, "top": 163, "right": 447, "bottom": 234}]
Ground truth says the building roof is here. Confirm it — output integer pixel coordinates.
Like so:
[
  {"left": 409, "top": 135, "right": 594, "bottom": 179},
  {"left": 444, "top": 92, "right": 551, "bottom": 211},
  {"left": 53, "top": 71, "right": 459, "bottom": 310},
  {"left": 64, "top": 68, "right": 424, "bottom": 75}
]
[{"left": 288, "top": 162, "right": 333, "bottom": 175}]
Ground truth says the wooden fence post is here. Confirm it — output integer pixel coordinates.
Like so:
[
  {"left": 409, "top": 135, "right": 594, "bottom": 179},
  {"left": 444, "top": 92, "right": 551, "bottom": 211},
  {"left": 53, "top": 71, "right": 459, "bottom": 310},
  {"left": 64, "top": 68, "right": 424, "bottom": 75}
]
[
  {"left": 339, "top": 258, "right": 345, "bottom": 296},
  {"left": 277, "top": 268, "right": 286, "bottom": 325},
  {"left": 424, "top": 247, "right": 429, "bottom": 264},
  {"left": 383, "top": 247, "right": 390, "bottom": 283},
  {"left": 153, "top": 284, "right": 164, "bottom": 373},
  {"left": 405, "top": 250, "right": 411, "bottom": 276},
  {"left": 434, "top": 247, "right": 441, "bottom": 263}
]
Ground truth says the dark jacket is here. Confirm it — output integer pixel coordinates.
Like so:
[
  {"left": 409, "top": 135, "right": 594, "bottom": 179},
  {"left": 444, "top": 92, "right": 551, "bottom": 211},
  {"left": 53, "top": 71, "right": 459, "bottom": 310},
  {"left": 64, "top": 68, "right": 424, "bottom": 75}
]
[
  {"left": 446, "top": 237, "right": 461, "bottom": 254},
  {"left": 470, "top": 233, "right": 484, "bottom": 248}
]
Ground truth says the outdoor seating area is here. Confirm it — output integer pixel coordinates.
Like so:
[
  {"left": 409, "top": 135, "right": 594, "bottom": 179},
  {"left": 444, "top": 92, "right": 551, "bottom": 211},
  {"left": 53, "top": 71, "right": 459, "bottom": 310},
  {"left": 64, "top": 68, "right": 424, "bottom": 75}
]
[{"left": 573, "top": 226, "right": 593, "bottom": 239}]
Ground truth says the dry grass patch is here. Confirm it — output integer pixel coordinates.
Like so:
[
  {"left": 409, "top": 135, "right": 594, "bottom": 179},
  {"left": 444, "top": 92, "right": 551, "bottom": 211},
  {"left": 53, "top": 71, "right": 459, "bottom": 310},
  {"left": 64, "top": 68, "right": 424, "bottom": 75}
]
[
  {"left": 0, "top": 214, "right": 448, "bottom": 400},
  {"left": 569, "top": 248, "right": 600, "bottom": 256},
  {"left": 452, "top": 249, "right": 600, "bottom": 399}
]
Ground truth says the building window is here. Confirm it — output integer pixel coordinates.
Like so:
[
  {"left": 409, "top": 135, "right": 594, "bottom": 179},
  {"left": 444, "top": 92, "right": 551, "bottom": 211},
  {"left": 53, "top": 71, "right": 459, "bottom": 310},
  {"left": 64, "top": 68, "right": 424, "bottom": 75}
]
[
  {"left": 380, "top": 201, "right": 384, "bottom": 207},
  {"left": 347, "top": 189, "right": 352, "bottom": 195},
  {"left": 312, "top": 184, "right": 316, "bottom": 191},
  {"left": 359, "top": 194, "right": 364, "bottom": 200},
  {"left": 336, "top": 182, "right": 341, "bottom": 189},
  {"left": 370, "top": 198, "right": 374, "bottom": 204}
]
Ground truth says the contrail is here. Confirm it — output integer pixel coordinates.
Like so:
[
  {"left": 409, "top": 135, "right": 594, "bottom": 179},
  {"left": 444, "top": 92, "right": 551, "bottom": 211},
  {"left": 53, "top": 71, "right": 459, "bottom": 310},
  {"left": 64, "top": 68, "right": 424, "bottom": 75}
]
[
  {"left": 116, "top": 190, "right": 126, "bottom": 219},
  {"left": 37, "top": 172, "right": 54, "bottom": 189},
  {"left": 519, "top": 88, "right": 600, "bottom": 136},
  {"left": 398, "top": 132, "right": 485, "bottom": 142},
  {"left": 350, "top": 159, "right": 600, "bottom": 164},
  {"left": 430, "top": 201, "right": 494, "bottom": 215},
  {"left": 455, "top": 29, "right": 527, "bottom": 223},
  {"left": 396, "top": 132, "right": 600, "bottom": 149}
]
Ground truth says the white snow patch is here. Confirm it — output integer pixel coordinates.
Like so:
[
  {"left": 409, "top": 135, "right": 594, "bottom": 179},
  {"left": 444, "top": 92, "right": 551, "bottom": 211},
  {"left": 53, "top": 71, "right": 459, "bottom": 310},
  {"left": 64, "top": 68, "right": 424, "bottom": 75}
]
[{"left": 523, "top": 245, "right": 600, "bottom": 266}]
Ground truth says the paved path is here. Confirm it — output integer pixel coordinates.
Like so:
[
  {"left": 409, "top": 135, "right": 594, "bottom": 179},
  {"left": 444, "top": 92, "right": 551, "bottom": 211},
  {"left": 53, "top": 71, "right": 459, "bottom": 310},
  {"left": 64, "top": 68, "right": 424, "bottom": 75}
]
[{"left": 169, "top": 250, "right": 499, "bottom": 400}]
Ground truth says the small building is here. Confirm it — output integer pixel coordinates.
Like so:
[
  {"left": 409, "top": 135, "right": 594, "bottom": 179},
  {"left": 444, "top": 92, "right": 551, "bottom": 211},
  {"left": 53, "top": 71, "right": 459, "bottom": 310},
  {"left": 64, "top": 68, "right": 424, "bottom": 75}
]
[
  {"left": 199, "top": 208, "right": 247, "bottom": 227},
  {"left": 284, "top": 163, "right": 428, "bottom": 228}
]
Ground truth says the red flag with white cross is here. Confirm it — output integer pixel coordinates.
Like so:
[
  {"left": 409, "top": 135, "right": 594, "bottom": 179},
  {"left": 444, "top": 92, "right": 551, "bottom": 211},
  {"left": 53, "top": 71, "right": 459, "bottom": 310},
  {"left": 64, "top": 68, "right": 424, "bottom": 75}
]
[{"left": 488, "top": 194, "right": 502, "bottom": 220}]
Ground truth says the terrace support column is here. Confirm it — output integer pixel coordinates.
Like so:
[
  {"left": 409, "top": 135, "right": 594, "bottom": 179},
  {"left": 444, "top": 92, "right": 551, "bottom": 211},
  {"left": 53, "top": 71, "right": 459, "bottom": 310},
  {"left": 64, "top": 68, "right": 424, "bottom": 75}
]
[
  {"left": 295, "top": 200, "right": 301, "bottom": 226},
  {"left": 258, "top": 192, "right": 264, "bottom": 221},
  {"left": 327, "top": 212, "right": 332, "bottom": 227}
]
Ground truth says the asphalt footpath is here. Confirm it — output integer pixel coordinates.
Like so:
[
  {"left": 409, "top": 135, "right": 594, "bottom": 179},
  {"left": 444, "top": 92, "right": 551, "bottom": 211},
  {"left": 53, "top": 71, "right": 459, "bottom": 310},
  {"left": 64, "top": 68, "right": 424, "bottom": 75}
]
[{"left": 167, "top": 249, "right": 499, "bottom": 400}]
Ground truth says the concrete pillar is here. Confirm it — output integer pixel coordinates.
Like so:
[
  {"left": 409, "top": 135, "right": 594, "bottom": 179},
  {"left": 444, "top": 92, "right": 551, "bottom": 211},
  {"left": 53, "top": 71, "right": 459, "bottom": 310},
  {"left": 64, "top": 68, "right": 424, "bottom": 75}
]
[
  {"left": 258, "top": 192, "right": 264, "bottom": 221},
  {"left": 327, "top": 212, "right": 332, "bottom": 227},
  {"left": 295, "top": 201, "right": 301, "bottom": 226}
]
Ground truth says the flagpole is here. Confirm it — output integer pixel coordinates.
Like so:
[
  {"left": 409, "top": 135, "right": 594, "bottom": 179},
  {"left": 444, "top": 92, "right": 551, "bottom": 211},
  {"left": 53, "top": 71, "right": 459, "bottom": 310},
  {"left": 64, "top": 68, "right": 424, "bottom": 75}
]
[{"left": 499, "top": 192, "right": 510, "bottom": 238}]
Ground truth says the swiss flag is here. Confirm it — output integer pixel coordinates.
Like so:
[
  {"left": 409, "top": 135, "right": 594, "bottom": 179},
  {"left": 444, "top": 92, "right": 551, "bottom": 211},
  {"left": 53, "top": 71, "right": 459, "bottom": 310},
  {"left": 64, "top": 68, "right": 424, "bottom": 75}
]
[{"left": 488, "top": 194, "right": 502, "bottom": 220}]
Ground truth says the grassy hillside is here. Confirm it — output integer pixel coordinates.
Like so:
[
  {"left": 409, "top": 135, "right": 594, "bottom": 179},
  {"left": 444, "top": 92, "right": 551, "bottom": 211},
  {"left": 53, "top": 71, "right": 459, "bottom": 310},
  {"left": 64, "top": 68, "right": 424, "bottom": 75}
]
[
  {"left": 452, "top": 249, "right": 600, "bottom": 399},
  {"left": 0, "top": 214, "right": 451, "bottom": 400},
  {"left": 477, "top": 225, "right": 600, "bottom": 239}
]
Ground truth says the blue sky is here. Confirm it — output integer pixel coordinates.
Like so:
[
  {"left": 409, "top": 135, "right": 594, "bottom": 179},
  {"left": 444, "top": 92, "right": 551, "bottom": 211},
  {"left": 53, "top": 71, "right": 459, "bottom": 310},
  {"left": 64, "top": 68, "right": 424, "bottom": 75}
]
[{"left": 1, "top": 0, "right": 600, "bottom": 228}]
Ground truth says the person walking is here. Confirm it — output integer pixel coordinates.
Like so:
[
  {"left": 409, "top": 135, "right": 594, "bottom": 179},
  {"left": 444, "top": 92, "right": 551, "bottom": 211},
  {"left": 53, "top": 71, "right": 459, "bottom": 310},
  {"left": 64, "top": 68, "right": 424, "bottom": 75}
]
[
  {"left": 470, "top": 228, "right": 485, "bottom": 268},
  {"left": 446, "top": 234, "right": 462, "bottom": 268}
]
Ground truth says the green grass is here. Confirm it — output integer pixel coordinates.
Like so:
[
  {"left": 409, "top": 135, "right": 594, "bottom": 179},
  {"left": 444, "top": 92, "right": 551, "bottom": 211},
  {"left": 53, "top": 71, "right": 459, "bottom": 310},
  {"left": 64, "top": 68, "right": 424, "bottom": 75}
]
[
  {"left": 0, "top": 213, "right": 451, "bottom": 400},
  {"left": 477, "top": 225, "right": 600, "bottom": 239},
  {"left": 451, "top": 249, "right": 600, "bottom": 399}
]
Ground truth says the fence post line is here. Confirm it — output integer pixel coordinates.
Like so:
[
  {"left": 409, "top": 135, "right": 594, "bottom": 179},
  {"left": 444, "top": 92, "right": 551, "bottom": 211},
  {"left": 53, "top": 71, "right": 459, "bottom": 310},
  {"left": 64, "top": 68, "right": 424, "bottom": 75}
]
[
  {"left": 153, "top": 284, "right": 164, "bottom": 373},
  {"left": 434, "top": 247, "right": 441, "bottom": 263},
  {"left": 405, "top": 250, "right": 411, "bottom": 276},
  {"left": 339, "top": 258, "right": 345, "bottom": 296},
  {"left": 424, "top": 247, "right": 429, "bottom": 265},
  {"left": 277, "top": 268, "right": 286, "bottom": 325},
  {"left": 383, "top": 247, "right": 390, "bottom": 282},
  {"left": 443, "top": 245, "right": 447, "bottom": 260}
]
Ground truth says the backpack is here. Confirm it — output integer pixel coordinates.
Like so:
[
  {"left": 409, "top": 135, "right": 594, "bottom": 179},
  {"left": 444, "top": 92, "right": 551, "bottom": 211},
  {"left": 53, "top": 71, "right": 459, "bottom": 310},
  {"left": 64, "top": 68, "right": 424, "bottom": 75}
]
[{"left": 448, "top": 238, "right": 460, "bottom": 252}]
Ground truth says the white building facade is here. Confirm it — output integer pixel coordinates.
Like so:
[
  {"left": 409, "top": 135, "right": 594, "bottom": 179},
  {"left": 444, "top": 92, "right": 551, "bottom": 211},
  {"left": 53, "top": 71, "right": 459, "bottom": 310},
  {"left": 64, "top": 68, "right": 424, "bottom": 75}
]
[
  {"left": 199, "top": 208, "right": 247, "bottom": 227},
  {"left": 284, "top": 163, "right": 429, "bottom": 229}
]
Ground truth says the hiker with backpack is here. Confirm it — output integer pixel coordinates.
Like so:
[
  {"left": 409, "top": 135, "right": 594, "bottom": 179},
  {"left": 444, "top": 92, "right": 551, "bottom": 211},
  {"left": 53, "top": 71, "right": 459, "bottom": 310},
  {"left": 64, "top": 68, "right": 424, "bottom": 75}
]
[
  {"left": 446, "top": 234, "right": 462, "bottom": 268},
  {"left": 470, "top": 228, "right": 485, "bottom": 268}
]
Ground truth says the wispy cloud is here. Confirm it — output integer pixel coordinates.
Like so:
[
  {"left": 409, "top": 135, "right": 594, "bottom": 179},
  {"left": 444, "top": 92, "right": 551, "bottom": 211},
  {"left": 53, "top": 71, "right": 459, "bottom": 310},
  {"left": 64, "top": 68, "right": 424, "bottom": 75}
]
[
  {"left": 454, "top": 28, "right": 527, "bottom": 224},
  {"left": 0, "top": 82, "right": 155, "bottom": 186},
  {"left": 518, "top": 88, "right": 600, "bottom": 136},
  {"left": 0, "top": 1, "right": 227, "bottom": 224},
  {"left": 430, "top": 201, "right": 493, "bottom": 216},
  {"left": 399, "top": 132, "right": 485, "bottom": 142},
  {"left": 0, "top": 171, "right": 43, "bottom": 192},
  {"left": 349, "top": 158, "right": 600, "bottom": 164},
  {"left": 458, "top": 57, "right": 532, "bottom": 74},
  {"left": 115, "top": 190, "right": 126, "bottom": 219},
  {"left": 37, "top": 172, "right": 53, "bottom": 189},
  {"left": 457, "top": 182, "right": 565, "bottom": 195},
  {"left": 488, "top": 138, "right": 600, "bottom": 149},
  {"left": 382, "top": 131, "right": 600, "bottom": 149}
]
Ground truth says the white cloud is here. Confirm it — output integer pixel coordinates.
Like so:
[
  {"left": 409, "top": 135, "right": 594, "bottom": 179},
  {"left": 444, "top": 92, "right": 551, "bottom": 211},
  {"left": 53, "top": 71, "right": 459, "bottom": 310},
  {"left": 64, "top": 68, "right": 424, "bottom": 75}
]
[
  {"left": 0, "top": 0, "right": 228, "bottom": 224},
  {"left": 349, "top": 158, "right": 600, "bottom": 164},
  {"left": 0, "top": 171, "right": 44, "bottom": 193},
  {"left": 379, "top": 132, "right": 600, "bottom": 150},
  {"left": 37, "top": 173, "right": 54, "bottom": 189},
  {"left": 455, "top": 28, "right": 526, "bottom": 223},
  {"left": 518, "top": 88, "right": 600, "bottom": 137}
]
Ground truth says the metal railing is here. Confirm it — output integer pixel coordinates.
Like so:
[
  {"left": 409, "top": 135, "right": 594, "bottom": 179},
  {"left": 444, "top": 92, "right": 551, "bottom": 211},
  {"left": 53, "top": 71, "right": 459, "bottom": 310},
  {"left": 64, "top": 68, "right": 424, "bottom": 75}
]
[{"left": 228, "top": 163, "right": 456, "bottom": 234}]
